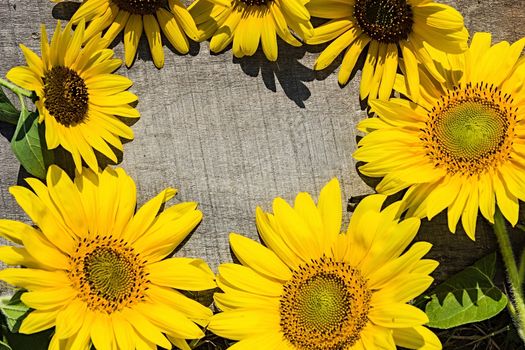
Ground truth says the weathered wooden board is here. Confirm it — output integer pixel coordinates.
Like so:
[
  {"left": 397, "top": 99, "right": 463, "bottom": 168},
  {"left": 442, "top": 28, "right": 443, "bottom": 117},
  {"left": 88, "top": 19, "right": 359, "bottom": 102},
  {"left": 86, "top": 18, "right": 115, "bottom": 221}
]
[{"left": 0, "top": 0, "right": 524, "bottom": 286}]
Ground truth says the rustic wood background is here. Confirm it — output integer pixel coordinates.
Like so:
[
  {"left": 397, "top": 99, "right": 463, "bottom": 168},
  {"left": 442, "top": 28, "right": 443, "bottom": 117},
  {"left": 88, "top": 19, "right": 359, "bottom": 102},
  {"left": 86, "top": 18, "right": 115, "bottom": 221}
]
[{"left": 0, "top": 0, "right": 524, "bottom": 286}]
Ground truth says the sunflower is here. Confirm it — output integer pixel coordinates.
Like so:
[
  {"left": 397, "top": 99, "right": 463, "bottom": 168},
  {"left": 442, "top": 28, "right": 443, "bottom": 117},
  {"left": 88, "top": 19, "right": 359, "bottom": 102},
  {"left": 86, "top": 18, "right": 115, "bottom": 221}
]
[
  {"left": 6, "top": 21, "right": 139, "bottom": 174},
  {"left": 66, "top": 0, "right": 201, "bottom": 68},
  {"left": 0, "top": 165, "right": 216, "bottom": 350},
  {"left": 188, "top": 0, "right": 313, "bottom": 61},
  {"left": 208, "top": 178, "right": 441, "bottom": 349},
  {"left": 353, "top": 32, "right": 525, "bottom": 240},
  {"left": 306, "top": 0, "right": 468, "bottom": 101}
]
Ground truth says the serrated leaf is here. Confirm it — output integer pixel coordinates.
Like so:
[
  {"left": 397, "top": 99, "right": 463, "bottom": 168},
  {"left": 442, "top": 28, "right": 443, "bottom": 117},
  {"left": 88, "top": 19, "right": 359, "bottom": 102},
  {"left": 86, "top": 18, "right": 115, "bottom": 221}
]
[
  {"left": 0, "top": 88, "right": 19, "bottom": 125},
  {"left": 10, "top": 108, "right": 53, "bottom": 179},
  {"left": 0, "top": 296, "right": 30, "bottom": 333},
  {"left": 424, "top": 253, "right": 508, "bottom": 329}
]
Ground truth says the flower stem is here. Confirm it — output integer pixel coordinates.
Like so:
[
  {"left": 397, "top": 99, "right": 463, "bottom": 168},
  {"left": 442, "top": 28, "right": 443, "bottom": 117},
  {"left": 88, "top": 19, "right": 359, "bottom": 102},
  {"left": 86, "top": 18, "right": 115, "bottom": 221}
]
[
  {"left": 519, "top": 248, "right": 525, "bottom": 287},
  {"left": 0, "top": 77, "right": 32, "bottom": 98},
  {"left": 0, "top": 77, "right": 30, "bottom": 125},
  {"left": 493, "top": 208, "right": 525, "bottom": 343}
]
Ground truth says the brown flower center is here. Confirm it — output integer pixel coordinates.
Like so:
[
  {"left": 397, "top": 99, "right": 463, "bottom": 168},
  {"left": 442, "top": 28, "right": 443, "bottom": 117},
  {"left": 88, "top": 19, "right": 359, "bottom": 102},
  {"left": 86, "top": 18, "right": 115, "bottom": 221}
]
[
  {"left": 43, "top": 66, "right": 88, "bottom": 127},
  {"left": 354, "top": 0, "right": 413, "bottom": 43},
  {"left": 422, "top": 82, "right": 517, "bottom": 176},
  {"left": 280, "top": 257, "right": 372, "bottom": 350},
  {"left": 69, "top": 236, "right": 149, "bottom": 313}
]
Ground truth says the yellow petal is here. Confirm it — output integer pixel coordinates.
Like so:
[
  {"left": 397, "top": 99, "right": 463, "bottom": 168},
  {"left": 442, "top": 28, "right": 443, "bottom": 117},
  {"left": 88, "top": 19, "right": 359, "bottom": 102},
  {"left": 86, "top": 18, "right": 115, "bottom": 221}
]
[
  {"left": 135, "top": 302, "right": 204, "bottom": 339},
  {"left": 306, "top": 0, "right": 353, "bottom": 18},
  {"left": 378, "top": 43, "right": 398, "bottom": 100},
  {"left": 46, "top": 165, "right": 88, "bottom": 235},
  {"left": 21, "top": 288, "right": 76, "bottom": 310},
  {"left": 317, "top": 178, "right": 342, "bottom": 248},
  {"left": 269, "top": 2, "right": 301, "bottom": 47},
  {"left": 120, "top": 308, "right": 171, "bottom": 349},
  {"left": 146, "top": 285, "right": 212, "bottom": 326},
  {"left": 217, "top": 263, "right": 282, "bottom": 297},
  {"left": 143, "top": 15, "right": 164, "bottom": 68},
  {"left": 360, "top": 40, "right": 379, "bottom": 99},
  {"left": 208, "top": 310, "right": 280, "bottom": 340},
  {"left": 314, "top": 27, "right": 359, "bottom": 71},
  {"left": 19, "top": 44, "right": 43, "bottom": 76},
  {"left": 6, "top": 66, "right": 42, "bottom": 92},
  {"left": 148, "top": 257, "right": 216, "bottom": 291},
  {"left": 367, "top": 242, "right": 433, "bottom": 289},
  {"left": 369, "top": 303, "right": 429, "bottom": 328},
  {"left": 261, "top": 13, "right": 278, "bottom": 61},
  {"left": 337, "top": 33, "right": 369, "bottom": 85},
  {"left": 91, "top": 312, "right": 115, "bottom": 350},
  {"left": 255, "top": 207, "right": 301, "bottom": 269},
  {"left": 169, "top": 0, "right": 200, "bottom": 41},
  {"left": 307, "top": 19, "right": 353, "bottom": 45},
  {"left": 229, "top": 233, "right": 291, "bottom": 281},
  {"left": 0, "top": 268, "right": 70, "bottom": 290},
  {"left": 20, "top": 309, "right": 59, "bottom": 334},
  {"left": 134, "top": 208, "right": 202, "bottom": 262},
  {"left": 157, "top": 8, "right": 190, "bottom": 54},
  {"left": 111, "top": 312, "right": 135, "bottom": 350},
  {"left": 55, "top": 299, "right": 87, "bottom": 339},
  {"left": 272, "top": 197, "right": 322, "bottom": 259},
  {"left": 210, "top": 8, "right": 242, "bottom": 52},
  {"left": 64, "top": 19, "right": 85, "bottom": 67},
  {"left": 124, "top": 14, "right": 144, "bottom": 67},
  {"left": 122, "top": 187, "right": 176, "bottom": 242},
  {"left": 102, "top": 9, "right": 131, "bottom": 43},
  {"left": 393, "top": 326, "right": 442, "bottom": 350},
  {"left": 21, "top": 224, "right": 69, "bottom": 270}
]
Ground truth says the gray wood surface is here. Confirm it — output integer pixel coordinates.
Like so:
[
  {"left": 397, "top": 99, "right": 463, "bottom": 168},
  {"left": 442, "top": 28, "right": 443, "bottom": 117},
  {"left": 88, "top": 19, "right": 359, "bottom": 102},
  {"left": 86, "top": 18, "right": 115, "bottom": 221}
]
[{"left": 0, "top": 0, "right": 524, "bottom": 285}]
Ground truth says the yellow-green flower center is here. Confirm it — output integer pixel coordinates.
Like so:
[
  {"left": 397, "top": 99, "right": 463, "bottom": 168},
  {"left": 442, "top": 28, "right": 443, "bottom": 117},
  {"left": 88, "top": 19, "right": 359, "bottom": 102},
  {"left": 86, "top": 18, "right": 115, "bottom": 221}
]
[
  {"left": 423, "top": 83, "right": 517, "bottom": 176},
  {"left": 111, "top": 0, "right": 164, "bottom": 14},
  {"left": 43, "top": 66, "right": 88, "bottom": 127},
  {"left": 69, "top": 236, "right": 149, "bottom": 313},
  {"left": 354, "top": 0, "right": 413, "bottom": 43},
  {"left": 280, "top": 257, "right": 372, "bottom": 350}
]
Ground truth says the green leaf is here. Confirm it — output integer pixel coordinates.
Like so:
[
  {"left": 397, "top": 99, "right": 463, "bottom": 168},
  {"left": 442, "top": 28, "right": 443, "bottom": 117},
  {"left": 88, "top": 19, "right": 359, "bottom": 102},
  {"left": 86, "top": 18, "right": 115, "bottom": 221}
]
[
  {"left": 0, "top": 88, "right": 19, "bottom": 125},
  {"left": 10, "top": 108, "right": 54, "bottom": 179},
  {"left": 424, "top": 253, "right": 508, "bottom": 329},
  {"left": 0, "top": 295, "right": 30, "bottom": 333}
]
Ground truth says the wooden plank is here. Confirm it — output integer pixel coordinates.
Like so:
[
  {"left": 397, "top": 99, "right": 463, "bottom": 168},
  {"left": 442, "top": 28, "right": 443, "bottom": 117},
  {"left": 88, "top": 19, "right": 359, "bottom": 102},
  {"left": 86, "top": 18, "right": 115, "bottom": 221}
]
[{"left": 0, "top": 0, "right": 523, "bottom": 286}]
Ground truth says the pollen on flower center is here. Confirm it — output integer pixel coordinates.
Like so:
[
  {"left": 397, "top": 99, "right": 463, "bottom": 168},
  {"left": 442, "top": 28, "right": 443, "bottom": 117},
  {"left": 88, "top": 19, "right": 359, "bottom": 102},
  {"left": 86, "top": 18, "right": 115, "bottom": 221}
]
[
  {"left": 280, "top": 257, "right": 372, "bottom": 350},
  {"left": 43, "top": 66, "right": 88, "bottom": 127},
  {"left": 422, "top": 82, "right": 517, "bottom": 176},
  {"left": 69, "top": 236, "right": 150, "bottom": 313},
  {"left": 354, "top": 0, "right": 414, "bottom": 43},
  {"left": 111, "top": 0, "right": 164, "bottom": 14}
]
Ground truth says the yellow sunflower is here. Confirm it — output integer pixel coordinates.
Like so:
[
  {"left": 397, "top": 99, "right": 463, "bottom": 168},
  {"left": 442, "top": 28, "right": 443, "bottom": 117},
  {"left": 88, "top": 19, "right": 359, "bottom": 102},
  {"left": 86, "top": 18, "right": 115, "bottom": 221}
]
[
  {"left": 188, "top": 0, "right": 313, "bottom": 61},
  {"left": 6, "top": 21, "right": 139, "bottom": 174},
  {"left": 67, "top": 0, "right": 201, "bottom": 68},
  {"left": 0, "top": 165, "right": 216, "bottom": 350},
  {"left": 306, "top": 0, "right": 468, "bottom": 101},
  {"left": 353, "top": 32, "right": 525, "bottom": 240},
  {"left": 208, "top": 179, "right": 441, "bottom": 349}
]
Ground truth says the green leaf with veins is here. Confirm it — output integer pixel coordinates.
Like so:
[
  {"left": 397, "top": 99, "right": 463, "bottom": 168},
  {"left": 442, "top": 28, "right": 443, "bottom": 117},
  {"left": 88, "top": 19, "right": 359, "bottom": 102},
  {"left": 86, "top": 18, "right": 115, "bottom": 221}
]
[
  {"left": 10, "top": 107, "right": 54, "bottom": 179},
  {"left": 424, "top": 253, "right": 508, "bottom": 329}
]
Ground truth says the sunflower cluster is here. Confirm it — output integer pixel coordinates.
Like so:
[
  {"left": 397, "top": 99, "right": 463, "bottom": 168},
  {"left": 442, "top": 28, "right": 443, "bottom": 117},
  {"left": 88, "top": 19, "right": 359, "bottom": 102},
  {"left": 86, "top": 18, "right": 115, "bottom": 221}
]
[{"left": 0, "top": 0, "right": 524, "bottom": 349}]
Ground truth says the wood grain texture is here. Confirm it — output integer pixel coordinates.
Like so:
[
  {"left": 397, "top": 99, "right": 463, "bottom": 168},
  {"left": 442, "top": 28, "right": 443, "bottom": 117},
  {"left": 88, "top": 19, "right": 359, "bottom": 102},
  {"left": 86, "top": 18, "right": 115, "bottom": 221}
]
[{"left": 0, "top": 0, "right": 524, "bottom": 286}]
